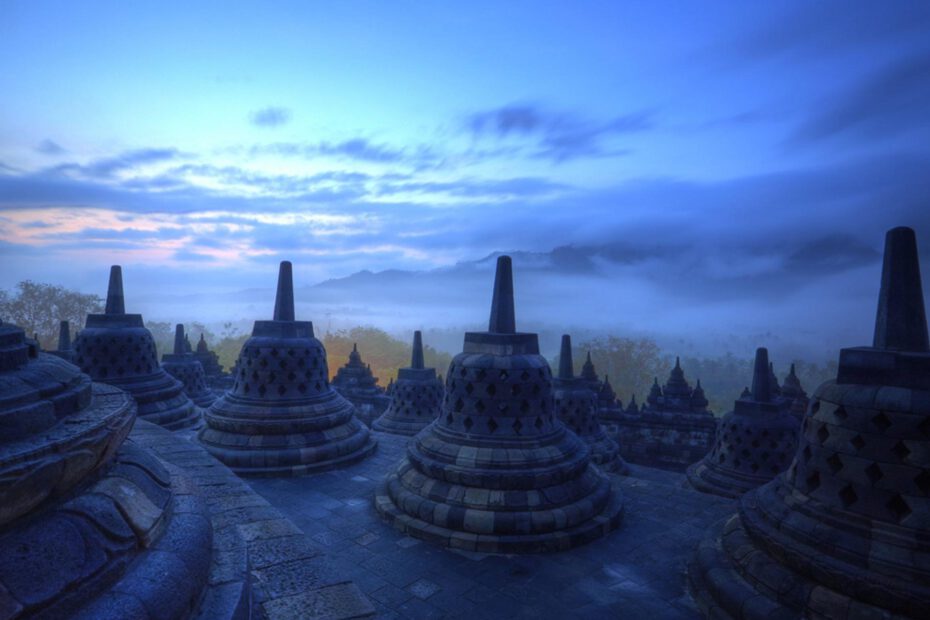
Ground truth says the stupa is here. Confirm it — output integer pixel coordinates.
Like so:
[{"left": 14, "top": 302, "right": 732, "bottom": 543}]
[
  {"left": 375, "top": 256, "right": 623, "bottom": 553},
  {"left": 48, "top": 319, "right": 74, "bottom": 363},
  {"left": 597, "top": 375, "right": 624, "bottom": 418},
  {"left": 199, "top": 261, "right": 376, "bottom": 476},
  {"left": 73, "top": 266, "right": 202, "bottom": 430},
  {"left": 686, "top": 347, "right": 799, "bottom": 498},
  {"left": 612, "top": 358, "right": 716, "bottom": 471},
  {"left": 372, "top": 331, "right": 444, "bottom": 436},
  {"left": 554, "top": 335, "right": 627, "bottom": 473},
  {"left": 689, "top": 227, "right": 930, "bottom": 618},
  {"left": 331, "top": 344, "right": 390, "bottom": 420},
  {"left": 781, "top": 362, "right": 810, "bottom": 420},
  {"left": 579, "top": 351, "right": 601, "bottom": 392},
  {"left": 0, "top": 320, "right": 219, "bottom": 618},
  {"left": 162, "top": 324, "right": 217, "bottom": 408}
]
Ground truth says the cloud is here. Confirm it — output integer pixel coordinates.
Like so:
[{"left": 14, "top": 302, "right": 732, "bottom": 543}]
[
  {"left": 465, "top": 103, "right": 652, "bottom": 162},
  {"left": 249, "top": 106, "right": 292, "bottom": 127},
  {"left": 250, "top": 139, "right": 431, "bottom": 165},
  {"left": 792, "top": 53, "right": 930, "bottom": 144},
  {"left": 36, "top": 140, "right": 67, "bottom": 155},
  {"left": 51, "top": 148, "right": 182, "bottom": 179}
]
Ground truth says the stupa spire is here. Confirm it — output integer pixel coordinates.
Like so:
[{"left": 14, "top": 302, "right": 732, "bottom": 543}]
[
  {"left": 273, "top": 260, "right": 295, "bottom": 322},
  {"left": 58, "top": 320, "right": 71, "bottom": 351},
  {"left": 173, "top": 324, "right": 186, "bottom": 355},
  {"left": 751, "top": 347, "right": 772, "bottom": 402},
  {"left": 488, "top": 255, "right": 516, "bottom": 334},
  {"left": 873, "top": 226, "right": 928, "bottom": 351},
  {"left": 558, "top": 334, "right": 574, "bottom": 380},
  {"left": 105, "top": 265, "right": 125, "bottom": 315},
  {"left": 411, "top": 330, "right": 425, "bottom": 369}
]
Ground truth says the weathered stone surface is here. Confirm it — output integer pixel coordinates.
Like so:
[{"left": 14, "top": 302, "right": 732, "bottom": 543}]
[
  {"left": 687, "top": 347, "right": 799, "bottom": 498},
  {"left": 73, "top": 265, "right": 202, "bottom": 430},
  {"left": 199, "top": 261, "right": 376, "bottom": 476},
  {"left": 376, "top": 256, "right": 623, "bottom": 553},
  {"left": 689, "top": 226, "right": 930, "bottom": 619},
  {"left": 372, "top": 330, "right": 444, "bottom": 436}
]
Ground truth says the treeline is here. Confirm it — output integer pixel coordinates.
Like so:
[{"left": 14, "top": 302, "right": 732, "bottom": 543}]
[{"left": 3, "top": 280, "right": 837, "bottom": 411}]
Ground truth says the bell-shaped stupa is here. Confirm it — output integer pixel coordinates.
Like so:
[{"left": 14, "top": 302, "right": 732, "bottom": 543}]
[
  {"left": 780, "top": 362, "right": 810, "bottom": 420},
  {"left": 554, "top": 335, "right": 627, "bottom": 473},
  {"left": 375, "top": 257, "right": 624, "bottom": 553},
  {"left": 0, "top": 320, "right": 219, "bottom": 617},
  {"left": 686, "top": 347, "right": 799, "bottom": 498},
  {"left": 162, "top": 324, "right": 217, "bottom": 408},
  {"left": 690, "top": 227, "right": 930, "bottom": 618},
  {"left": 331, "top": 343, "right": 390, "bottom": 420},
  {"left": 612, "top": 357, "right": 716, "bottom": 471},
  {"left": 199, "top": 261, "right": 375, "bottom": 476},
  {"left": 73, "top": 266, "right": 202, "bottom": 430},
  {"left": 372, "top": 331, "right": 444, "bottom": 436}
]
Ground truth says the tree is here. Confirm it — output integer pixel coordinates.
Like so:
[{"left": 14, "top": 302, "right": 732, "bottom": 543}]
[
  {"left": 323, "top": 326, "right": 453, "bottom": 385},
  {"left": 0, "top": 281, "right": 103, "bottom": 350}
]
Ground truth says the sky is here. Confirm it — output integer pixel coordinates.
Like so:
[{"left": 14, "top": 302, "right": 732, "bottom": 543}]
[{"left": 2, "top": 1, "right": 929, "bottom": 359}]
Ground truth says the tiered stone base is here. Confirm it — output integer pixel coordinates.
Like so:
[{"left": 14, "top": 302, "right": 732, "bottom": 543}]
[
  {"left": 375, "top": 426, "right": 624, "bottom": 554},
  {"left": 107, "top": 370, "right": 203, "bottom": 430},
  {"left": 164, "top": 360, "right": 218, "bottom": 409},
  {"left": 199, "top": 391, "right": 376, "bottom": 476},
  {"left": 372, "top": 370, "right": 443, "bottom": 436},
  {"left": 0, "top": 441, "right": 215, "bottom": 619}
]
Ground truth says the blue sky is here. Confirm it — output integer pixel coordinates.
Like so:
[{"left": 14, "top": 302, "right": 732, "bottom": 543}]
[{"left": 1, "top": 1, "right": 929, "bottom": 355}]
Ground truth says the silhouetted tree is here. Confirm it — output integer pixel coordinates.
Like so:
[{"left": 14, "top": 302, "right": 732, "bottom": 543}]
[{"left": 0, "top": 281, "right": 103, "bottom": 350}]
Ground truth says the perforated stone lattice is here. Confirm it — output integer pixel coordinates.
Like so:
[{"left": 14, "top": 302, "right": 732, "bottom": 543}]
[
  {"left": 74, "top": 331, "right": 158, "bottom": 380},
  {"left": 392, "top": 381, "right": 444, "bottom": 418},
  {"left": 442, "top": 360, "right": 556, "bottom": 436},
  {"left": 231, "top": 344, "right": 330, "bottom": 399},
  {"left": 710, "top": 421, "right": 796, "bottom": 476},
  {"left": 785, "top": 394, "right": 927, "bottom": 525}
]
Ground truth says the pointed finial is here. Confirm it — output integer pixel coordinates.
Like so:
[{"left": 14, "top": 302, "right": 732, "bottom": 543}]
[
  {"left": 558, "top": 334, "right": 574, "bottom": 380},
  {"left": 586, "top": 351, "right": 592, "bottom": 363},
  {"left": 751, "top": 347, "right": 772, "bottom": 402},
  {"left": 353, "top": 343, "right": 358, "bottom": 352},
  {"left": 675, "top": 356, "right": 681, "bottom": 369},
  {"left": 789, "top": 362, "right": 796, "bottom": 377},
  {"left": 58, "top": 320, "right": 71, "bottom": 351},
  {"left": 273, "top": 261, "right": 295, "bottom": 321},
  {"left": 488, "top": 255, "right": 516, "bottom": 334},
  {"left": 173, "top": 324, "right": 185, "bottom": 355},
  {"left": 873, "top": 227, "right": 928, "bottom": 351},
  {"left": 411, "top": 330, "right": 425, "bottom": 369},
  {"left": 105, "top": 265, "right": 125, "bottom": 314}
]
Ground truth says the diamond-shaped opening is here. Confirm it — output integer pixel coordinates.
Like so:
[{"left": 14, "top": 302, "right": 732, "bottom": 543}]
[
  {"left": 486, "top": 384, "right": 496, "bottom": 396},
  {"left": 806, "top": 470, "right": 820, "bottom": 491},
  {"left": 520, "top": 370, "right": 530, "bottom": 381},
  {"left": 445, "top": 412, "right": 454, "bottom": 425},
  {"left": 520, "top": 400, "right": 530, "bottom": 413},
  {"left": 258, "top": 384, "right": 267, "bottom": 397},
  {"left": 487, "top": 417, "right": 498, "bottom": 433},
  {"left": 465, "top": 383, "right": 474, "bottom": 395},
  {"left": 865, "top": 462, "right": 884, "bottom": 484},
  {"left": 534, "top": 416, "right": 543, "bottom": 429},
  {"left": 511, "top": 384, "right": 521, "bottom": 396},
  {"left": 826, "top": 453, "right": 843, "bottom": 474},
  {"left": 914, "top": 470, "right": 930, "bottom": 495},
  {"left": 512, "top": 418, "right": 522, "bottom": 434},
  {"left": 751, "top": 463, "right": 760, "bottom": 473},
  {"left": 816, "top": 424, "right": 830, "bottom": 444},
  {"left": 454, "top": 398, "right": 464, "bottom": 412},
  {"left": 834, "top": 405, "right": 848, "bottom": 420},
  {"left": 475, "top": 400, "right": 486, "bottom": 413},
  {"left": 802, "top": 446, "right": 812, "bottom": 462},
  {"left": 277, "top": 385, "right": 287, "bottom": 396},
  {"left": 838, "top": 484, "right": 857, "bottom": 508},
  {"left": 463, "top": 416, "right": 474, "bottom": 430},
  {"left": 871, "top": 412, "right": 892, "bottom": 432},
  {"left": 499, "top": 370, "right": 509, "bottom": 381},
  {"left": 887, "top": 494, "right": 911, "bottom": 522},
  {"left": 850, "top": 434, "right": 866, "bottom": 451}
]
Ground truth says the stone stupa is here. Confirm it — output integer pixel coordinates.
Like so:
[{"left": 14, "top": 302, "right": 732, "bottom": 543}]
[
  {"left": 331, "top": 343, "right": 390, "bottom": 422},
  {"left": 199, "top": 261, "right": 376, "bottom": 476},
  {"left": 689, "top": 226, "right": 930, "bottom": 618},
  {"left": 686, "top": 347, "right": 799, "bottom": 498},
  {"left": 48, "top": 319, "right": 74, "bottom": 363},
  {"left": 0, "top": 320, "right": 222, "bottom": 618},
  {"left": 73, "top": 266, "right": 202, "bottom": 430},
  {"left": 372, "top": 330, "right": 444, "bottom": 436},
  {"left": 612, "top": 357, "right": 716, "bottom": 471},
  {"left": 554, "top": 334, "right": 627, "bottom": 474},
  {"left": 375, "top": 256, "right": 624, "bottom": 553},
  {"left": 781, "top": 362, "right": 810, "bottom": 420},
  {"left": 162, "top": 323, "right": 217, "bottom": 409}
]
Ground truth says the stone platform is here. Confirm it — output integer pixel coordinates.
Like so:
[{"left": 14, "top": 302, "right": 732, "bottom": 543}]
[
  {"left": 134, "top": 420, "right": 375, "bottom": 620},
  {"left": 246, "top": 431, "right": 736, "bottom": 619}
]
